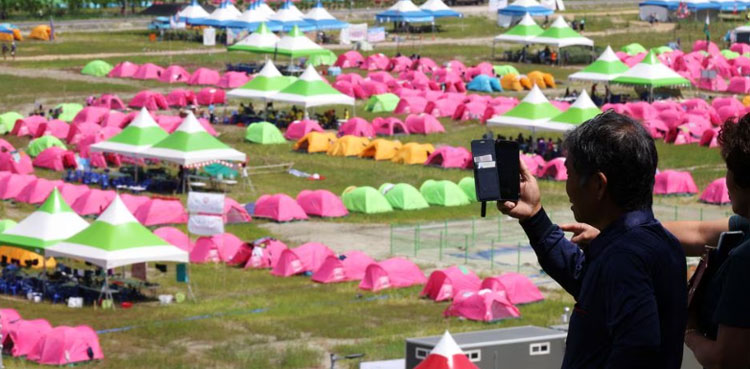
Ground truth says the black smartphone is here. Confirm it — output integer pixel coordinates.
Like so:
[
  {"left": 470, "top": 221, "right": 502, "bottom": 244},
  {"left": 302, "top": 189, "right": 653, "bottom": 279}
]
[
  {"left": 497, "top": 140, "right": 520, "bottom": 202},
  {"left": 471, "top": 139, "right": 500, "bottom": 202}
]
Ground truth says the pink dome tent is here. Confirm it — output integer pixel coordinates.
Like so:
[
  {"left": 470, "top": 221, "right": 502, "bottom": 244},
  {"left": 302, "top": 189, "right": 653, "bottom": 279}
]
[
  {"left": 154, "top": 226, "right": 193, "bottom": 252},
  {"left": 421, "top": 266, "right": 481, "bottom": 302},
  {"left": 338, "top": 117, "right": 374, "bottom": 138},
  {"left": 372, "top": 117, "right": 409, "bottom": 136},
  {"left": 58, "top": 183, "right": 89, "bottom": 206},
  {"left": 0, "top": 309, "right": 20, "bottom": 338},
  {"left": 108, "top": 61, "right": 138, "bottom": 78},
  {"left": 27, "top": 326, "right": 103, "bottom": 365},
  {"left": 132, "top": 63, "right": 164, "bottom": 80},
  {"left": 0, "top": 139, "right": 13, "bottom": 152},
  {"left": 129, "top": 90, "right": 169, "bottom": 110},
  {"left": 393, "top": 96, "right": 428, "bottom": 115},
  {"left": 520, "top": 154, "right": 544, "bottom": 177},
  {"left": 389, "top": 55, "right": 412, "bottom": 72},
  {"left": 120, "top": 193, "right": 151, "bottom": 214},
  {"left": 362, "top": 80, "right": 389, "bottom": 96},
  {"left": 93, "top": 94, "right": 127, "bottom": 110},
  {"left": 333, "top": 80, "right": 355, "bottom": 97},
  {"left": 71, "top": 189, "right": 115, "bottom": 216},
  {"left": 405, "top": 114, "right": 445, "bottom": 135},
  {"left": 159, "top": 65, "right": 191, "bottom": 84},
  {"left": 0, "top": 174, "right": 35, "bottom": 200},
  {"left": 254, "top": 193, "right": 309, "bottom": 222},
  {"left": 271, "top": 242, "right": 335, "bottom": 277},
  {"left": 727, "top": 77, "right": 750, "bottom": 94},
  {"left": 359, "top": 257, "right": 426, "bottom": 292},
  {"left": 481, "top": 272, "right": 545, "bottom": 305},
  {"left": 653, "top": 170, "right": 698, "bottom": 195},
  {"left": 217, "top": 71, "right": 250, "bottom": 89},
  {"left": 700, "top": 177, "right": 730, "bottom": 205},
  {"left": 334, "top": 51, "right": 364, "bottom": 68},
  {"left": 443, "top": 289, "right": 520, "bottom": 322},
  {"left": 100, "top": 111, "right": 129, "bottom": 128},
  {"left": 311, "top": 251, "right": 375, "bottom": 283},
  {"left": 336, "top": 73, "right": 365, "bottom": 85},
  {"left": 15, "top": 178, "right": 63, "bottom": 205},
  {"left": 245, "top": 239, "right": 288, "bottom": 269},
  {"left": 539, "top": 157, "right": 567, "bottom": 181},
  {"left": 11, "top": 116, "right": 46, "bottom": 137},
  {"left": 166, "top": 89, "right": 198, "bottom": 107},
  {"left": 284, "top": 119, "right": 324, "bottom": 140},
  {"left": 190, "top": 232, "right": 244, "bottom": 263},
  {"left": 224, "top": 197, "right": 252, "bottom": 224},
  {"left": 425, "top": 146, "right": 472, "bottom": 169},
  {"left": 66, "top": 122, "right": 100, "bottom": 145},
  {"left": 368, "top": 71, "right": 397, "bottom": 84},
  {"left": 72, "top": 106, "right": 109, "bottom": 125},
  {"left": 187, "top": 67, "right": 221, "bottom": 85},
  {"left": 155, "top": 115, "right": 183, "bottom": 132},
  {"left": 0, "top": 151, "right": 33, "bottom": 175},
  {"left": 197, "top": 87, "right": 226, "bottom": 105},
  {"left": 296, "top": 189, "right": 348, "bottom": 218},
  {"left": 5, "top": 319, "right": 52, "bottom": 358},
  {"left": 32, "top": 147, "right": 72, "bottom": 172},
  {"left": 360, "top": 53, "right": 390, "bottom": 71},
  {"left": 133, "top": 198, "right": 188, "bottom": 226}
]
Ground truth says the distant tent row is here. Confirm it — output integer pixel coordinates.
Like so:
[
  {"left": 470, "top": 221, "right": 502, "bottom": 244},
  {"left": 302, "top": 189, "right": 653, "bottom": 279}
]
[
  {"left": 494, "top": 14, "right": 592, "bottom": 53},
  {"left": 253, "top": 190, "right": 347, "bottom": 222}
]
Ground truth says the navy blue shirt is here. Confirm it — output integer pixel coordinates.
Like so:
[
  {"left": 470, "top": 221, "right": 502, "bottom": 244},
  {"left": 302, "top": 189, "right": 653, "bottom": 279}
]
[{"left": 521, "top": 208, "right": 687, "bottom": 369}]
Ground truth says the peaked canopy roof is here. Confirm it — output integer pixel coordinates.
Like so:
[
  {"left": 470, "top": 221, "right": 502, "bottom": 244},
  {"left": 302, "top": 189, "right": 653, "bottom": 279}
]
[
  {"left": 547, "top": 90, "right": 602, "bottom": 129},
  {"left": 498, "top": 0, "right": 554, "bottom": 16},
  {"left": 228, "top": 22, "right": 281, "bottom": 53},
  {"left": 612, "top": 50, "right": 691, "bottom": 88},
  {"left": 0, "top": 189, "right": 88, "bottom": 253},
  {"left": 419, "top": 0, "right": 462, "bottom": 18},
  {"left": 142, "top": 112, "right": 247, "bottom": 166},
  {"left": 269, "top": 1, "right": 315, "bottom": 32},
  {"left": 304, "top": 1, "right": 350, "bottom": 30},
  {"left": 376, "top": 0, "right": 435, "bottom": 23},
  {"left": 90, "top": 107, "right": 169, "bottom": 156},
  {"left": 494, "top": 12, "right": 544, "bottom": 42},
  {"left": 225, "top": 5, "right": 283, "bottom": 31},
  {"left": 274, "top": 25, "right": 331, "bottom": 58},
  {"left": 486, "top": 85, "right": 563, "bottom": 131},
  {"left": 227, "top": 60, "right": 297, "bottom": 99},
  {"left": 202, "top": 1, "right": 242, "bottom": 27},
  {"left": 568, "top": 45, "right": 629, "bottom": 82},
  {"left": 177, "top": 0, "right": 211, "bottom": 23},
  {"left": 45, "top": 195, "right": 188, "bottom": 269},
  {"left": 531, "top": 16, "right": 593, "bottom": 47},
  {"left": 270, "top": 65, "right": 355, "bottom": 107},
  {"left": 255, "top": 0, "right": 276, "bottom": 18}
]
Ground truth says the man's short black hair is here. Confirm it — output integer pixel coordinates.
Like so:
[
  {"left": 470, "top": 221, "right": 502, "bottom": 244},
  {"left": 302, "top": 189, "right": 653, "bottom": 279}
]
[
  {"left": 719, "top": 113, "right": 750, "bottom": 188},
  {"left": 563, "top": 110, "right": 658, "bottom": 212}
]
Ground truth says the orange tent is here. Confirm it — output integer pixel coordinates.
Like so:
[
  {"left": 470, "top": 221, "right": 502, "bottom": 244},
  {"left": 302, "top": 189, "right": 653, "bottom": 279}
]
[{"left": 29, "top": 25, "right": 52, "bottom": 41}]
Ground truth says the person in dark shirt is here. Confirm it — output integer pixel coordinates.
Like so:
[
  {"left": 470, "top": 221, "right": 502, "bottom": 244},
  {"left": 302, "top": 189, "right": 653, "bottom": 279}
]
[{"left": 498, "top": 111, "right": 687, "bottom": 369}]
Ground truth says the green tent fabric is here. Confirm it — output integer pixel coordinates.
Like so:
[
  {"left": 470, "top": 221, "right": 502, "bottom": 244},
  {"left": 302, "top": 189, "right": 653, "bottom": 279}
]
[
  {"left": 203, "top": 163, "right": 237, "bottom": 179},
  {"left": 458, "top": 177, "right": 476, "bottom": 202},
  {"left": 493, "top": 65, "right": 520, "bottom": 76},
  {"left": 270, "top": 64, "right": 355, "bottom": 108},
  {"left": 621, "top": 43, "right": 647, "bottom": 55},
  {"left": 228, "top": 22, "right": 280, "bottom": 54},
  {"left": 612, "top": 50, "right": 691, "bottom": 88},
  {"left": 547, "top": 90, "right": 601, "bottom": 128},
  {"left": 245, "top": 122, "right": 286, "bottom": 144},
  {"left": 90, "top": 107, "right": 169, "bottom": 156},
  {"left": 27, "top": 136, "right": 66, "bottom": 157},
  {"left": 493, "top": 13, "right": 543, "bottom": 43},
  {"left": 0, "top": 219, "right": 17, "bottom": 233},
  {"left": 419, "top": 179, "right": 470, "bottom": 207},
  {"left": 274, "top": 25, "right": 331, "bottom": 58},
  {"left": 54, "top": 103, "right": 84, "bottom": 123},
  {"left": 487, "top": 85, "right": 563, "bottom": 132},
  {"left": 531, "top": 16, "right": 593, "bottom": 48},
  {"left": 568, "top": 45, "right": 629, "bottom": 83},
  {"left": 227, "top": 60, "right": 297, "bottom": 100},
  {"left": 721, "top": 49, "right": 740, "bottom": 60},
  {"left": 341, "top": 186, "right": 393, "bottom": 214},
  {"left": 651, "top": 46, "right": 673, "bottom": 55},
  {"left": 379, "top": 183, "right": 429, "bottom": 210},
  {"left": 365, "top": 93, "right": 400, "bottom": 113},
  {"left": 0, "top": 112, "right": 23, "bottom": 134},
  {"left": 306, "top": 50, "right": 337, "bottom": 67},
  {"left": 81, "top": 60, "right": 113, "bottom": 77}
]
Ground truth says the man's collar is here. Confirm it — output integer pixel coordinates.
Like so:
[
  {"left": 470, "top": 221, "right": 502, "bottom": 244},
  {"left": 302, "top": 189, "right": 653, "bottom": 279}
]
[{"left": 586, "top": 209, "right": 656, "bottom": 260}]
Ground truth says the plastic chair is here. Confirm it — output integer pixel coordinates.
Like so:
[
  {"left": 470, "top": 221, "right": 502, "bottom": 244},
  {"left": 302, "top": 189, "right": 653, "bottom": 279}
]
[{"left": 100, "top": 174, "right": 110, "bottom": 190}]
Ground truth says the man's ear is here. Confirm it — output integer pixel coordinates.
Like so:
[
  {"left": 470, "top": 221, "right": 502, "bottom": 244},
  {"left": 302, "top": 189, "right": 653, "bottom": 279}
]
[{"left": 590, "top": 172, "right": 608, "bottom": 201}]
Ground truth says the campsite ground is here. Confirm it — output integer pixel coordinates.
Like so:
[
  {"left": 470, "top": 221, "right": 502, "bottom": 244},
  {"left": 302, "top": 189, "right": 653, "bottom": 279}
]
[{"left": 0, "top": 4, "right": 738, "bottom": 368}]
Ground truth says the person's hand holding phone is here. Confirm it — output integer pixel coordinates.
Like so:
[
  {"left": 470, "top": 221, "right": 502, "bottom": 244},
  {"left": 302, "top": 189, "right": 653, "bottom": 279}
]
[
  {"left": 560, "top": 223, "right": 600, "bottom": 246},
  {"left": 497, "top": 159, "right": 541, "bottom": 221}
]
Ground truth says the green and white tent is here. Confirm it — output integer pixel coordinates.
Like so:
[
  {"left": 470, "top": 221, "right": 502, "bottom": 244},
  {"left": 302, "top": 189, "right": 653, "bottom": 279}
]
[
  {"left": 546, "top": 90, "right": 601, "bottom": 130},
  {"left": 0, "top": 188, "right": 88, "bottom": 254},
  {"left": 487, "top": 85, "right": 562, "bottom": 131},
  {"left": 274, "top": 25, "right": 331, "bottom": 58},
  {"left": 245, "top": 122, "right": 286, "bottom": 144},
  {"left": 305, "top": 50, "right": 338, "bottom": 67},
  {"left": 270, "top": 64, "right": 355, "bottom": 108},
  {"left": 0, "top": 112, "right": 23, "bottom": 134},
  {"left": 45, "top": 195, "right": 188, "bottom": 269},
  {"left": 0, "top": 219, "right": 17, "bottom": 233},
  {"left": 90, "top": 107, "right": 169, "bottom": 157},
  {"left": 142, "top": 112, "right": 246, "bottom": 166},
  {"left": 612, "top": 50, "right": 691, "bottom": 88},
  {"left": 494, "top": 13, "right": 544, "bottom": 43},
  {"left": 365, "top": 93, "right": 400, "bottom": 113},
  {"left": 54, "top": 103, "right": 84, "bottom": 123},
  {"left": 227, "top": 60, "right": 297, "bottom": 100},
  {"left": 379, "top": 183, "right": 429, "bottom": 210},
  {"left": 530, "top": 16, "right": 593, "bottom": 48},
  {"left": 568, "top": 45, "right": 629, "bottom": 82},
  {"left": 227, "top": 22, "right": 280, "bottom": 54}
]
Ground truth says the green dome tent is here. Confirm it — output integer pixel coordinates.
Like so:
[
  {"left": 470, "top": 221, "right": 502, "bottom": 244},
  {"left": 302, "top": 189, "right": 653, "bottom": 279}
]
[
  {"left": 306, "top": 50, "right": 338, "bottom": 67},
  {"left": 245, "top": 122, "right": 286, "bottom": 144},
  {"left": 54, "top": 103, "right": 84, "bottom": 123},
  {"left": 458, "top": 177, "right": 477, "bottom": 202},
  {"left": 621, "top": 43, "right": 647, "bottom": 56},
  {"left": 81, "top": 60, "right": 113, "bottom": 77},
  {"left": 365, "top": 93, "right": 400, "bottom": 113},
  {"left": 341, "top": 186, "right": 393, "bottom": 214},
  {"left": 651, "top": 46, "right": 673, "bottom": 55},
  {"left": 379, "top": 183, "right": 429, "bottom": 210},
  {"left": 27, "top": 136, "right": 67, "bottom": 157},
  {"left": 0, "top": 112, "right": 23, "bottom": 134},
  {"left": 420, "top": 179, "right": 470, "bottom": 207},
  {"left": 493, "top": 65, "right": 520, "bottom": 77},
  {"left": 721, "top": 49, "right": 740, "bottom": 60}
]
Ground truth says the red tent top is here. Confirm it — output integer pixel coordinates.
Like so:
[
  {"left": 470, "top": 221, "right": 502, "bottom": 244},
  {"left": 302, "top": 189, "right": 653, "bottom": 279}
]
[
  {"left": 133, "top": 197, "right": 188, "bottom": 226},
  {"left": 7, "top": 319, "right": 53, "bottom": 358},
  {"left": 359, "top": 257, "right": 426, "bottom": 292},
  {"left": 190, "top": 232, "right": 244, "bottom": 263},
  {"left": 133, "top": 63, "right": 164, "bottom": 80},
  {"left": 217, "top": 71, "right": 250, "bottom": 89},
  {"left": 653, "top": 170, "right": 698, "bottom": 195},
  {"left": 71, "top": 189, "right": 115, "bottom": 216},
  {"left": 443, "top": 289, "right": 520, "bottom": 322},
  {"left": 405, "top": 114, "right": 445, "bottom": 135},
  {"left": 154, "top": 226, "right": 193, "bottom": 252}
]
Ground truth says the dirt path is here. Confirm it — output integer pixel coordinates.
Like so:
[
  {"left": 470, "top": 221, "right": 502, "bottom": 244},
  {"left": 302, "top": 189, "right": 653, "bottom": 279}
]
[{"left": 10, "top": 47, "right": 228, "bottom": 62}]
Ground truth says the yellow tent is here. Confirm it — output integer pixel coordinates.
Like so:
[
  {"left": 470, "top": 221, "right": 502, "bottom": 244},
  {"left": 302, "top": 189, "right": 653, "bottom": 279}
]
[
  {"left": 392, "top": 142, "right": 435, "bottom": 165},
  {"left": 543, "top": 73, "right": 556, "bottom": 88},
  {"left": 29, "top": 25, "right": 52, "bottom": 41},
  {"left": 327, "top": 135, "right": 370, "bottom": 157},
  {"left": 359, "top": 139, "right": 403, "bottom": 160},
  {"left": 743, "top": 95, "right": 750, "bottom": 107},
  {"left": 519, "top": 76, "right": 533, "bottom": 90},
  {"left": 500, "top": 73, "right": 523, "bottom": 91},
  {"left": 293, "top": 132, "right": 337, "bottom": 153},
  {"left": 0, "top": 246, "right": 56, "bottom": 269},
  {"left": 527, "top": 71, "right": 547, "bottom": 89}
]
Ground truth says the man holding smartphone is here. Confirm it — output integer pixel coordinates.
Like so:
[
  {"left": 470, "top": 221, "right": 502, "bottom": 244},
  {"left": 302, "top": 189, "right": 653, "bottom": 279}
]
[{"left": 498, "top": 111, "right": 687, "bottom": 369}]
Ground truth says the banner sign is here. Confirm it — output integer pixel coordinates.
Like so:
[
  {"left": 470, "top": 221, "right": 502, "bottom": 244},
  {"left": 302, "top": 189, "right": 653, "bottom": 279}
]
[
  {"left": 203, "top": 27, "right": 216, "bottom": 46},
  {"left": 367, "top": 27, "right": 386, "bottom": 43},
  {"left": 349, "top": 23, "right": 368, "bottom": 42},
  {"left": 188, "top": 214, "right": 224, "bottom": 236},
  {"left": 187, "top": 192, "right": 225, "bottom": 214}
]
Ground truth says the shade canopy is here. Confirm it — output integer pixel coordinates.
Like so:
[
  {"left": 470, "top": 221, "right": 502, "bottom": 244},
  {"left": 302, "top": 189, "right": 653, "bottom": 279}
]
[
  {"left": 419, "top": 0, "right": 463, "bottom": 18},
  {"left": 177, "top": 0, "right": 211, "bottom": 23},
  {"left": 227, "top": 59, "right": 297, "bottom": 99},
  {"left": 268, "top": 1, "right": 316, "bottom": 32},
  {"left": 498, "top": 0, "right": 554, "bottom": 16},
  {"left": 274, "top": 25, "right": 331, "bottom": 58},
  {"left": 376, "top": 0, "right": 435, "bottom": 23},
  {"left": 269, "top": 64, "right": 355, "bottom": 108},
  {"left": 90, "top": 107, "right": 169, "bottom": 156},
  {"left": 225, "top": 4, "right": 283, "bottom": 31},
  {"left": 487, "top": 85, "right": 564, "bottom": 131},
  {"left": 531, "top": 16, "right": 593, "bottom": 47},
  {"left": 201, "top": 1, "right": 242, "bottom": 27},
  {"left": 546, "top": 90, "right": 602, "bottom": 128},
  {"left": 568, "top": 45, "right": 629, "bottom": 82},
  {"left": 494, "top": 13, "right": 544, "bottom": 43},
  {"left": 228, "top": 22, "right": 281, "bottom": 53},
  {"left": 612, "top": 50, "right": 691, "bottom": 88},
  {"left": 304, "top": 1, "right": 350, "bottom": 30}
]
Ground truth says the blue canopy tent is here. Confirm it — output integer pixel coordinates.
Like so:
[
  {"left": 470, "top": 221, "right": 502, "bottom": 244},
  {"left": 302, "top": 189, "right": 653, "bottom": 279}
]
[
  {"left": 467, "top": 75, "right": 503, "bottom": 93},
  {"left": 375, "top": 0, "right": 435, "bottom": 23},
  {"left": 419, "top": 0, "right": 463, "bottom": 18},
  {"left": 304, "top": 1, "right": 350, "bottom": 30},
  {"left": 268, "top": 1, "right": 316, "bottom": 32},
  {"left": 668, "top": 0, "right": 720, "bottom": 20},
  {"left": 711, "top": 0, "right": 747, "bottom": 11},
  {"left": 638, "top": 0, "right": 678, "bottom": 22},
  {"left": 497, "top": 0, "right": 553, "bottom": 27},
  {"left": 225, "top": 2, "right": 283, "bottom": 31}
]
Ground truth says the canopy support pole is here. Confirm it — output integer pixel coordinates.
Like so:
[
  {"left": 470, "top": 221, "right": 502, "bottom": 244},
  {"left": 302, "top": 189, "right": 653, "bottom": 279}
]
[{"left": 98, "top": 272, "right": 115, "bottom": 309}]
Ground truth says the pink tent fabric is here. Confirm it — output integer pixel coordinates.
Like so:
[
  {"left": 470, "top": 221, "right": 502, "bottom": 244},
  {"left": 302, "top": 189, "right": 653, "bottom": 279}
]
[
  {"left": 405, "top": 114, "right": 445, "bottom": 135},
  {"left": 693, "top": 40, "right": 721, "bottom": 55},
  {"left": 335, "top": 50, "right": 364, "bottom": 68},
  {"left": 389, "top": 56, "right": 412, "bottom": 72},
  {"left": 394, "top": 96, "right": 428, "bottom": 115},
  {"left": 154, "top": 226, "right": 193, "bottom": 252},
  {"left": 413, "top": 57, "right": 438, "bottom": 73},
  {"left": 166, "top": 89, "right": 198, "bottom": 107},
  {"left": 254, "top": 193, "right": 308, "bottom": 222},
  {"left": 360, "top": 53, "right": 390, "bottom": 71},
  {"left": 72, "top": 106, "right": 109, "bottom": 125},
  {"left": 187, "top": 68, "right": 221, "bottom": 85},
  {"left": 362, "top": 80, "right": 389, "bottom": 96},
  {"left": 134, "top": 198, "right": 188, "bottom": 226},
  {"left": 654, "top": 170, "right": 699, "bottom": 195},
  {"left": 539, "top": 157, "right": 567, "bottom": 181},
  {"left": 727, "top": 77, "right": 750, "bottom": 94},
  {"left": 443, "top": 289, "right": 520, "bottom": 322},
  {"left": 0, "top": 309, "right": 21, "bottom": 338},
  {"left": 520, "top": 154, "right": 544, "bottom": 177},
  {"left": 159, "top": 65, "right": 191, "bottom": 84},
  {"left": 731, "top": 43, "right": 750, "bottom": 54},
  {"left": 311, "top": 251, "right": 375, "bottom": 283},
  {"left": 359, "top": 257, "right": 426, "bottom": 291},
  {"left": 6, "top": 319, "right": 52, "bottom": 357},
  {"left": 107, "top": 61, "right": 138, "bottom": 78},
  {"left": 284, "top": 119, "right": 324, "bottom": 140},
  {"left": 372, "top": 117, "right": 409, "bottom": 136},
  {"left": 338, "top": 117, "right": 374, "bottom": 137},
  {"left": 66, "top": 122, "right": 100, "bottom": 145},
  {"left": 129, "top": 90, "right": 169, "bottom": 110},
  {"left": 32, "top": 147, "right": 69, "bottom": 171},
  {"left": 190, "top": 232, "right": 244, "bottom": 263},
  {"left": 368, "top": 71, "right": 397, "bottom": 84},
  {"left": 27, "top": 326, "right": 103, "bottom": 365},
  {"left": 217, "top": 71, "right": 250, "bottom": 89},
  {"left": 94, "top": 94, "right": 127, "bottom": 110},
  {"left": 12, "top": 116, "right": 46, "bottom": 137},
  {"left": 698, "top": 76, "right": 727, "bottom": 92},
  {"left": 425, "top": 146, "right": 472, "bottom": 169},
  {"left": 15, "top": 178, "right": 63, "bottom": 204},
  {"left": 197, "top": 87, "right": 226, "bottom": 105},
  {"left": 333, "top": 80, "right": 355, "bottom": 97},
  {"left": 271, "top": 242, "right": 335, "bottom": 277},
  {"left": 481, "top": 272, "right": 544, "bottom": 305},
  {"left": 296, "top": 189, "right": 348, "bottom": 217},
  {"left": 117, "top": 194, "right": 149, "bottom": 216},
  {"left": 700, "top": 177, "right": 730, "bottom": 205},
  {"left": 132, "top": 63, "right": 164, "bottom": 80},
  {"left": 101, "top": 111, "right": 129, "bottom": 128},
  {"left": 155, "top": 115, "right": 182, "bottom": 133},
  {"left": 71, "top": 189, "right": 115, "bottom": 216},
  {"left": 0, "top": 174, "right": 37, "bottom": 200},
  {"left": 336, "top": 73, "right": 365, "bottom": 85},
  {"left": 0, "top": 139, "right": 14, "bottom": 152},
  {"left": 0, "top": 152, "right": 33, "bottom": 174},
  {"left": 224, "top": 197, "right": 252, "bottom": 223},
  {"left": 58, "top": 183, "right": 89, "bottom": 206},
  {"left": 245, "top": 239, "right": 288, "bottom": 269},
  {"left": 421, "top": 266, "right": 481, "bottom": 302}
]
